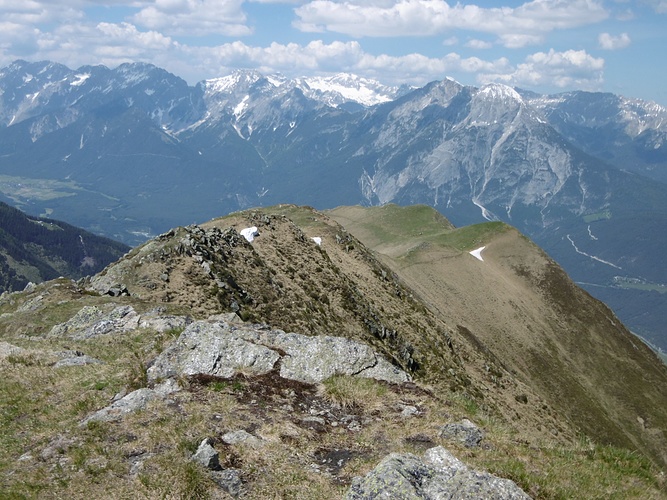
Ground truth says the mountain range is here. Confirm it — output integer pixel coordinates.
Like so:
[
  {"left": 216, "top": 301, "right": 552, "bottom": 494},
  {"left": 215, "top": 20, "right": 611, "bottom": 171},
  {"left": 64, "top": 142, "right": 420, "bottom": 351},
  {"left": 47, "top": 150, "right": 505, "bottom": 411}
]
[{"left": 0, "top": 59, "right": 666, "bottom": 350}]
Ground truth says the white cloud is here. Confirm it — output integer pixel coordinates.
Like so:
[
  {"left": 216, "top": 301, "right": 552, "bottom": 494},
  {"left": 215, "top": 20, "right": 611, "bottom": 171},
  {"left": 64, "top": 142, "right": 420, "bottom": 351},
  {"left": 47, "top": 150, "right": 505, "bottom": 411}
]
[
  {"left": 480, "top": 48, "right": 605, "bottom": 90},
  {"left": 131, "top": 0, "right": 252, "bottom": 36},
  {"left": 498, "top": 33, "right": 543, "bottom": 48},
  {"left": 183, "top": 39, "right": 519, "bottom": 86},
  {"left": 0, "top": 2, "right": 612, "bottom": 96},
  {"left": 598, "top": 32, "right": 631, "bottom": 50},
  {"left": 294, "top": 0, "right": 609, "bottom": 42},
  {"left": 0, "top": 0, "right": 82, "bottom": 24},
  {"left": 643, "top": 0, "right": 667, "bottom": 13},
  {"left": 466, "top": 39, "right": 493, "bottom": 49}
]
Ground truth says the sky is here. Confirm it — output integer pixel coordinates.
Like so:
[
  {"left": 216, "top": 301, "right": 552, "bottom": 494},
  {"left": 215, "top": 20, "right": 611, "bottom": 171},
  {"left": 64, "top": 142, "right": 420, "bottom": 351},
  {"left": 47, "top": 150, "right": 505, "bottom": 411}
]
[{"left": 1, "top": 1, "right": 666, "bottom": 106}]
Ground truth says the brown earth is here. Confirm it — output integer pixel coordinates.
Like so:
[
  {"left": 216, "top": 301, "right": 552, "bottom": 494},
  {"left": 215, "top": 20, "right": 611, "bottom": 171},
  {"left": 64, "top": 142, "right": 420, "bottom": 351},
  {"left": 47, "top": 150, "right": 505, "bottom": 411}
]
[{"left": 329, "top": 204, "right": 667, "bottom": 468}]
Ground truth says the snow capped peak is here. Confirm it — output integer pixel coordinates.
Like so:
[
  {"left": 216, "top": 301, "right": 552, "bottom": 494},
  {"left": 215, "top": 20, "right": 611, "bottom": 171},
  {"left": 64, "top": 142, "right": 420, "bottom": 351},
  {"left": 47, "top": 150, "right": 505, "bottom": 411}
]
[
  {"left": 205, "top": 69, "right": 264, "bottom": 94},
  {"left": 202, "top": 70, "right": 400, "bottom": 108},
  {"left": 477, "top": 83, "right": 523, "bottom": 102},
  {"left": 295, "top": 73, "right": 400, "bottom": 107}
]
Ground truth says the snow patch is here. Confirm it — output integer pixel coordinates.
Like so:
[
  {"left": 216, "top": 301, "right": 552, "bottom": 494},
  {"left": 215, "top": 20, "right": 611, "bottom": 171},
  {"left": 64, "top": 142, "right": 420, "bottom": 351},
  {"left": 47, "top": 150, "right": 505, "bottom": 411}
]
[
  {"left": 311, "top": 237, "right": 322, "bottom": 246},
  {"left": 71, "top": 73, "right": 91, "bottom": 86},
  {"left": 469, "top": 246, "right": 486, "bottom": 261},
  {"left": 300, "top": 73, "right": 396, "bottom": 107},
  {"left": 233, "top": 95, "right": 249, "bottom": 119},
  {"left": 241, "top": 226, "right": 259, "bottom": 242}
]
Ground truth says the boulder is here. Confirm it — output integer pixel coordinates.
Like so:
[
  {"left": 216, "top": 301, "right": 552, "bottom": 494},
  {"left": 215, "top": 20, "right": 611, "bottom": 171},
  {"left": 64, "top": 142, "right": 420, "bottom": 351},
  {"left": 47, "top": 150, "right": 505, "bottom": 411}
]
[
  {"left": 221, "top": 430, "right": 263, "bottom": 448},
  {"left": 192, "top": 438, "right": 221, "bottom": 470},
  {"left": 147, "top": 322, "right": 281, "bottom": 381},
  {"left": 439, "top": 419, "right": 484, "bottom": 448},
  {"left": 147, "top": 318, "right": 410, "bottom": 385},
  {"left": 211, "top": 468, "right": 243, "bottom": 497},
  {"left": 249, "top": 330, "right": 409, "bottom": 384},
  {"left": 346, "top": 446, "right": 530, "bottom": 500},
  {"left": 0, "top": 341, "right": 26, "bottom": 360}
]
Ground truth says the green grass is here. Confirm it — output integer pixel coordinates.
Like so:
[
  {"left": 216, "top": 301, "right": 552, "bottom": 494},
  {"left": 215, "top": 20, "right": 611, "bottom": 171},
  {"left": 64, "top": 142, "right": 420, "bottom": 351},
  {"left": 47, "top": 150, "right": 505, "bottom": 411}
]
[
  {"left": 479, "top": 438, "right": 664, "bottom": 499},
  {"left": 329, "top": 204, "right": 509, "bottom": 254},
  {"left": 431, "top": 221, "right": 508, "bottom": 251},
  {"left": 320, "top": 375, "right": 390, "bottom": 409}
]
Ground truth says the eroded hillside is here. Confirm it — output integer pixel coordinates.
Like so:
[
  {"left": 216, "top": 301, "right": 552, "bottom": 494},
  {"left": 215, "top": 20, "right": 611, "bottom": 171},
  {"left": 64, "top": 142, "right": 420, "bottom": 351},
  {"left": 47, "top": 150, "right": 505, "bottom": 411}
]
[
  {"left": 329, "top": 204, "right": 667, "bottom": 468},
  {"left": 0, "top": 204, "right": 665, "bottom": 498}
]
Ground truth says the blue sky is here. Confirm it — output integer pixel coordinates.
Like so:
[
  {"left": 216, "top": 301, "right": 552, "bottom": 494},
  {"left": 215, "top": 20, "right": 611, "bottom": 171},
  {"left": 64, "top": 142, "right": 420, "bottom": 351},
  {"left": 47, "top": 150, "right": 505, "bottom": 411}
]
[{"left": 1, "top": 1, "right": 666, "bottom": 105}]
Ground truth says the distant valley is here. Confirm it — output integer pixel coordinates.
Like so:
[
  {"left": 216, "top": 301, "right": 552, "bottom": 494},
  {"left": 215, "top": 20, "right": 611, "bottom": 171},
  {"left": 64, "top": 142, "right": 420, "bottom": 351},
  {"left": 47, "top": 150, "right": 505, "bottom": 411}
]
[
  {"left": 0, "top": 59, "right": 666, "bottom": 350},
  {"left": 0, "top": 201, "right": 129, "bottom": 292}
]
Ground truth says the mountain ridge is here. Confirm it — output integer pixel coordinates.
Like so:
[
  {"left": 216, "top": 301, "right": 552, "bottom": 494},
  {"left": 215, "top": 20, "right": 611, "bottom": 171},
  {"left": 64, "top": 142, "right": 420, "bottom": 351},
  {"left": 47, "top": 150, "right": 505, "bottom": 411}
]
[{"left": 1, "top": 203, "right": 665, "bottom": 497}]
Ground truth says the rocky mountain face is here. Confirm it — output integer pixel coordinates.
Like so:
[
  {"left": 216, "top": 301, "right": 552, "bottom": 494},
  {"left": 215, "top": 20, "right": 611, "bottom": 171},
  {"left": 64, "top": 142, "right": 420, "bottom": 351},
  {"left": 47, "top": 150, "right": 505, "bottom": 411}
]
[
  {"left": 0, "top": 201, "right": 129, "bottom": 292},
  {"left": 1, "top": 205, "right": 665, "bottom": 498},
  {"left": 522, "top": 89, "right": 667, "bottom": 183},
  {"left": 0, "top": 60, "right": 666, "bottom": 350}
]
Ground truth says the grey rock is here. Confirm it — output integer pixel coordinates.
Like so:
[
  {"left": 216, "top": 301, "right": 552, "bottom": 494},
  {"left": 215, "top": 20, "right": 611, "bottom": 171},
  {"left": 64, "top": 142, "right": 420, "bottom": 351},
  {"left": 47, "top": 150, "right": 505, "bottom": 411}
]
[
  {"left": 147, "top": 319, "right": 411, "bottom": 386},
  {"left": 48, "top": 305, "right": 191, "bottom": 340},
  {"left": 147, "top": 322, "right": 280, "bottom": 381},
  {"left": 346, "top": 446, "right": 530, "bottom": 500},
  {"left": 40, "top": 436, "right": 76, "bottom": 461},
  {"left": 0, "top": 341, "right": 26, "bottom": 360},
  {"left": 192, "top": 438, "right": 221, "bottom": 470},
  {"left": 16, "top": 294, "right": 44, "bottom": 312},
  {"left": 400, "top": 405, "right": 420, "bottom": 418},
  {"left": 211, "top": 468, "right": 243, "bottom": 498},
  {"left": 153, "top": 378, "right": 181, "bottom": 397},
  {"left": 54, "top": 354, "right": 103, "bottom": 368},
  {"left": 139, "top": 314, "right": 191, "bottom": 333},
  {"left": 80, "top": 388, "right": 156, "bottom": 426},
  {"left": 358, "top": 356, "right": 411, "bottom": 384},
  {"left": 80, "top": 379, "right": 179, "bottom": 426},
  {"left": 128, "top": 452, "right": 154, "bottom": 476},
  {"left": 259, "top": 331, "right": 409, "bottom": 384},
  {"left": 439, "top": 419, "right": 484, "bottom": 448},
  {"left": 48, "top": 305, "right": 139, "bottom": 339},
  {"left": 221, "top": 430, "right": 263, "bottom": 448}
]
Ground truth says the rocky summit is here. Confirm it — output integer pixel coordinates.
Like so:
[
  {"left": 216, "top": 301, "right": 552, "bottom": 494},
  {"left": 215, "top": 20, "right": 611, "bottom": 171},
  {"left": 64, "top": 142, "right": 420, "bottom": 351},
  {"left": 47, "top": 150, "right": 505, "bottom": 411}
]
[{"left": 0, "top": 204, "right": 666, "bottom": 498}]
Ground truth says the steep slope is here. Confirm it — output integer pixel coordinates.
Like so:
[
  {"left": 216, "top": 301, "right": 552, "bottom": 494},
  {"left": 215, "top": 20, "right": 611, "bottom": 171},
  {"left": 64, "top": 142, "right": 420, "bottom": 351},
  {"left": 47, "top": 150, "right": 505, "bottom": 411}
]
[
  {"left": 523, "top": 89, "right": 667, "bottom": 183},
  {"left": 1, "top": 205, "right": 665, "bottom": 498},
  {"left": 329, "top": 204, "right": 667, "bottom": 468},
  {"left": 0, "top": 201, "right": 129, "bottom": 292}
]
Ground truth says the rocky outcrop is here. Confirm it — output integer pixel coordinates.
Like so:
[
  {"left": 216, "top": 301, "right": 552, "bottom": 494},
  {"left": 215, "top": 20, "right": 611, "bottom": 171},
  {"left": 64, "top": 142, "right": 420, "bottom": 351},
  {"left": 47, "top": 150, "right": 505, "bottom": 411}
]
[
  {"left": 147, "top": 319, "right": 410, "bottom": 385},
  {"left": 48, "top": 305, "right": 191, "bottom": 339},
  {"left": 80, "top": 379, "right": 180, "bottom": 426},
  {"left": 346, "top": 446, "right": 530, "bottom": 499}
]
